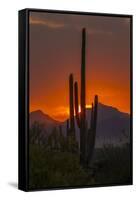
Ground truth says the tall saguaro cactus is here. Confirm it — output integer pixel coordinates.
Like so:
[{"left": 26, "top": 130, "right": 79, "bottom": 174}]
[
  {"left": 80, "top": 28, "right": 87, "bottom": 166},
  {"left": 68, "top": 28, "right": 98, "bottom": 167}
]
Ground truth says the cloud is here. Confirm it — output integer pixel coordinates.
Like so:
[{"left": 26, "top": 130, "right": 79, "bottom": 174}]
[
  {"left": 29, "top": 16, "right": 64, "bottom": 29},
  {"left": 30, "top": 14, "right": 115, "bottom": 37},
  {"left": 30, "top": 15, "right": 112, "bottom": 35}
]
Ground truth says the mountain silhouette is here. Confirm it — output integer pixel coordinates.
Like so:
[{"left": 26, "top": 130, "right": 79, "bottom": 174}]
[
  {"left": 30, "top": 110, "right": 60, "bottom": 130},
  {"left": 29, "top": 104, "right": 130, "bottom": 147},
  {"left": 86, "top": 103, "right": 130, "bottom": 146}
]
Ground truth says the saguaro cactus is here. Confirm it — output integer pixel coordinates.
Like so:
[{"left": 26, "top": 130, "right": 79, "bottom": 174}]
[
  {"left": 66, "top": 74, "right": 77, "bottom": 153},
  {"left": 80, "top": 28, "right": 87, "bottom": 166},
  {"left": 68, "top": 28, "right": 98, "bottom": 166},
  {"left": 74, "top": 28, "right": 98, "bottom": 166},
  {"left": 74, "top": 81, "right": 80, "bottom": 127},
  {"left": 86, "top": 95, "right": 98, "bottom": 166},
  {"left": 92, "top": 95, "right": 98, "bottom": 134},
  {"left": 69, "top": 73, "right": 75, "bottom": 132}
]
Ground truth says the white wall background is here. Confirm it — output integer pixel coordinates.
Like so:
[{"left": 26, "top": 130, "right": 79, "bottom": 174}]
[{"left": 0, "top": 0, "right": 135, "bottom": 199}]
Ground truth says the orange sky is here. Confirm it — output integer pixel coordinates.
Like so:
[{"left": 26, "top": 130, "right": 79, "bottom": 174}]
[{"left": 29, "top": 12, "right": 131, "bottom": 122}]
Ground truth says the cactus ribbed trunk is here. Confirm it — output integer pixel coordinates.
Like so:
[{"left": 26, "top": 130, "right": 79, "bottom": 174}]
[
  {"left": 69, "top": 74, "right": 75, "bottom": 132},
  {"left": 87, "top": 95, "right": 98, "bottom": 166},
  {"left": 69, "top": 28, "right": 98, "bottom": 167},
  {"left": 90, "top": 103, "right": 94, "bottom": 129},
  {"left": 80, "top": 28, "right": 86, "bottom": 166},
  {"left": 93, "top": 95, "right": 98, "bottom": 133},
  {"left": 74, "top": 81, "right": 80, "bottom": 128}
]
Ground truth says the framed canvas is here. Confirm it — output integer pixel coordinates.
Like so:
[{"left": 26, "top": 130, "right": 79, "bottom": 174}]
[{"left": 19, "top": 8, "right": 133, "bottom": 191}]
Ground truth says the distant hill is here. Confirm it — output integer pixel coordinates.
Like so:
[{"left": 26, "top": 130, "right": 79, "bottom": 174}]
[
  {"left": 86, "top": 103, "right": 130, "bottom": 146},
  {"left": 29, "top": 103, "right": 130, "bottom": 147},
  {"left": 30, "top": 110, "right": 60, "bottom": 131}
]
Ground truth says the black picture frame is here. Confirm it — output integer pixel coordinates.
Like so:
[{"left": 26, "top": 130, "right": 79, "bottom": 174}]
[{"left": 19, "top": 8, "right": 133, "bottom": 192}]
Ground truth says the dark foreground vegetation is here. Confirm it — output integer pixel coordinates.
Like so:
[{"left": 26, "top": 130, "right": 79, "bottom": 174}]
[{"left": 29, "top": 127, "right": 131, "bottom": 190}]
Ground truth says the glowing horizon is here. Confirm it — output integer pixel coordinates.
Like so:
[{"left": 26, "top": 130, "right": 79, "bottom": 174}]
[
  {"left": 30, "top": 101, "right": 130, "bottom": 122},
  {"left": 29, "top": 12, "right": 130, "bottom": 122}
]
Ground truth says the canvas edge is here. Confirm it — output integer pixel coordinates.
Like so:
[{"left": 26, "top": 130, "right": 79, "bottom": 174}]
[{"left": 18, "top": 9, "right": 29, "bottom": 192}]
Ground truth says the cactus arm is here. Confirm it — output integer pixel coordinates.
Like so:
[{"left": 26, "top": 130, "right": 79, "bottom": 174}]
[
  {"left": 74, "top": 81, "right": 80, "bottom": 128},
  {"left": 69, "top": 74, "right": 75, "bottom": 131},
  {"left": 90, "top": 103, "right": 94, "bottom": 129},
  {"left": 87, "top": 95, "right": 98, "bottom": 166}
]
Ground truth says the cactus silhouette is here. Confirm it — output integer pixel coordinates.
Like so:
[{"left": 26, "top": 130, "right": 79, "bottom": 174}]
[
  {"left": 66, "top": 97, "right": 78, "bottom": 153},
  {"left": 80, "top": 28, "right": 87, "bottom": 166},
  {"left": 74, "top": 81, "right": 80, "bottom": 127},
  {"left": 69, "top": 73, "right": 75, "bottom": 132},
  {"left": 68, "top": 28, "right": 98, "bottom": 167},
  {"left": 86, "top": 95, "right": 98, "bottom": 166}
]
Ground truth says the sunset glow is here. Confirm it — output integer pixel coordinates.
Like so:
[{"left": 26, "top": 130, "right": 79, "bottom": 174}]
[{"left": 29, "top": 12, "right": 130, "bottom": 122}]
